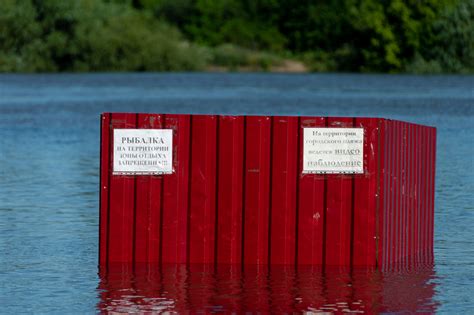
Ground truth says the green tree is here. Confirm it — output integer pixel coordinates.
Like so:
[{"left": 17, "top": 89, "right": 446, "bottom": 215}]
[
  {"left": 0, "top": 0, "right": 470, "bottom": 73},
  {"left": 429, "top": 0, "right": 473, "bottom": 73},
  {"left": 0, "top": 0, "right": 50, "bottom": 71},
  {"left": 0, "top": 0, "right": 210, "bottom": 72}
]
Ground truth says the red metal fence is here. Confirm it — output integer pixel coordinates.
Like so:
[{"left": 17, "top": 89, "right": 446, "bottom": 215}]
[{"left": 99, "top": 113, "right": 436, "bottom": 268}]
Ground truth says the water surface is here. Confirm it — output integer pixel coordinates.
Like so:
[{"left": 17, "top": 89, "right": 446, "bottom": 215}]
[{"left": 0, "top": 73, "right": 473, "bottom": 313}]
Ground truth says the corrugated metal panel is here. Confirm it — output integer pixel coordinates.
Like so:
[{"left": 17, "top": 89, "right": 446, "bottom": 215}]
[
  {"left": 378, "top": 120, "right": 436, "bottom": 269},
  {"left": 99, "top": 113, "right": 110, "bottom": 266},
  {"left": 108, "top": 113, "right": 136, "bottom": 263},
  {"left": 99, "top": 113, "right": 436, "bottom": 267},
  {"left": 325, "top": 117, "right": 353, "bottom": 266},
  {"left": 161, "top": 114, "right": 190, "bottom": 264},
  {"left": 270, "top": 116, "right": 298, "bottom": 264},
  {"left": 216, "top": 116, "right": 244, "bottom": 264},
  {"left": 353, "top": 117, "right": 378, "bottom": 266},
  {"left": 188, "top": 115, "right": 217, "bottom": 264},
  {"left": 297, "top": 116, "right": 326, "bottom": 265},
  {"left": 135, "top": 113, "right": 163, "bottom": 263},
  {"left": 243, "top": 116, "right": 272, "bottom": 264}
]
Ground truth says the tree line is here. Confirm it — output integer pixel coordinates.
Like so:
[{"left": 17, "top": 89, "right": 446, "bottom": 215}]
[{"left": 1, "top": 0, "right": 472, "bottom": 73}]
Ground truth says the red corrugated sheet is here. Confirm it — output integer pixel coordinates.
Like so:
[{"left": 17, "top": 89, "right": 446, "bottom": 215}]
[{"left": 99, "top": 113, "right": 436, "bottom": 267}]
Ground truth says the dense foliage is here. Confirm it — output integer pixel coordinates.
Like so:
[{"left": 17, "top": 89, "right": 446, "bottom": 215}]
[{"left": 0, "top": 0, "right": 472, "bottom": 72}]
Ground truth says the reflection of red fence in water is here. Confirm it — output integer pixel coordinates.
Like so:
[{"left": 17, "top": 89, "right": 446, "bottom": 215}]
[
  {"left": 99, "top": 113, "right": 436, "bottom": 268},
  {"left": 97, "top": 263, "right": 438, "bottom": 313}
]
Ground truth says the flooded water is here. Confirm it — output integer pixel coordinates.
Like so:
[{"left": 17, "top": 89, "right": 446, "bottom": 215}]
[
  {"left": 98, "top": 264, "right": 438, "bottom": 313},
  {"left": 0, "top": 73, "right": 473, "bottom": 313}
]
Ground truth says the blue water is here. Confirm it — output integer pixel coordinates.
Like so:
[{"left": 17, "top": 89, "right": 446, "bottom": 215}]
[{"left": 0, "top": 73, "right": 473, "bottom": 313}]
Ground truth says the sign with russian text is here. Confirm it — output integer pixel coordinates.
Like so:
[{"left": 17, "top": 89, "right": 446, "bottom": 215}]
[
  {"left": 113, "top": 129, "right": 173, "bottom": 175},
  {"left": 303, "top": 128, "right": 364, "bottom": 174}
]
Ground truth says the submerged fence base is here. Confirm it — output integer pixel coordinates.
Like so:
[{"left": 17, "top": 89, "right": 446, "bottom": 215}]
[
  {"left": 98, "top": 263, "right": 437, "bottom": 313},
  {"left": 99, "top": 113, "right": 436, "bottom": 268}
]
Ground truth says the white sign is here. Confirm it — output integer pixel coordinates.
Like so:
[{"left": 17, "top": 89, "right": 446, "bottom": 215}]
[
  {"left": 303, "top": 128, "right": 364, "bottom": 174},
  {"left": 113, "top": 129, "right": 173, "bottom": 175}
]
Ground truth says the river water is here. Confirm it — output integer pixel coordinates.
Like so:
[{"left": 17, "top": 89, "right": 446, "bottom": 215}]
[{"left": 0, "top": 73, "right": 473, "bottom": 313}]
